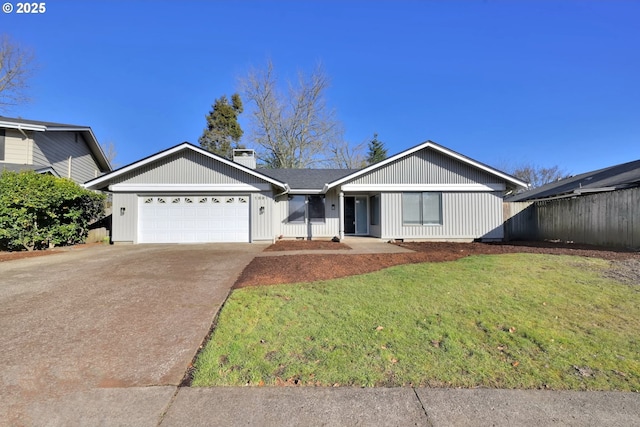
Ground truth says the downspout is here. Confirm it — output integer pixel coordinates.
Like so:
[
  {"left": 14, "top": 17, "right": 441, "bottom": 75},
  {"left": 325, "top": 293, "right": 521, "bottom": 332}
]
[
  {"left": 67, "top": 156, "right": 72, "bottom": 178},
  {"left": 272, "top": 183, "right": 290, "bottom": 242}
]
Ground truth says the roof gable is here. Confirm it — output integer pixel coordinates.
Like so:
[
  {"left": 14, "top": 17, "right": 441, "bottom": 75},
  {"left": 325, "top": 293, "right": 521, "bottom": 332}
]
[
  {"left": 0, "top": 116, "right": 111, "bottom": 171},
  {"left": 84, "top": 142, "right": 287, "bottom": 190},
  {"left": 327, "top": 140, "right": 528, "bottom": 190}
]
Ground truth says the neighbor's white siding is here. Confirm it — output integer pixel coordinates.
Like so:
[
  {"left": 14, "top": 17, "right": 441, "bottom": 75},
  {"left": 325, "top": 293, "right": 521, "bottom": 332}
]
[{"left": 381, "top": 191, "right": 504, "bottom": 240}]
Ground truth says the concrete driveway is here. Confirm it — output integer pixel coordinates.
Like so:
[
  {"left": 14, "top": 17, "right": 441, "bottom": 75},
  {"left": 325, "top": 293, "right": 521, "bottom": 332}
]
[{"left": 0, "top": 243, "right": 263, "bottom": 426}]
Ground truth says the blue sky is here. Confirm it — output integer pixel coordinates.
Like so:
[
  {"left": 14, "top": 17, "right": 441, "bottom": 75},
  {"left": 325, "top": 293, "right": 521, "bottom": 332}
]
[{"left": 1, "top": 1, "right": 638, "bottom": 174}]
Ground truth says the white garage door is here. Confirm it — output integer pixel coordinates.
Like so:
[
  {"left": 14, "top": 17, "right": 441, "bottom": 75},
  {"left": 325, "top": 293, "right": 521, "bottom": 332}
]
[{"left": 138, "top": 195, "right": 249, "bottom": 243}]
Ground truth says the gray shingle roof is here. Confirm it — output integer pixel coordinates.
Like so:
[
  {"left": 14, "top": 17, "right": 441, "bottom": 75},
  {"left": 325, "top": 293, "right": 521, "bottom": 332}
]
[
  {"left": 256, "top": 168, "right": 361, "bottom": 190},
  {"left": 0, "top": 116, "right": 88, "bottom": 129},
  {"left": 507, "top": 159, "right": 640, "bottom": 201}
]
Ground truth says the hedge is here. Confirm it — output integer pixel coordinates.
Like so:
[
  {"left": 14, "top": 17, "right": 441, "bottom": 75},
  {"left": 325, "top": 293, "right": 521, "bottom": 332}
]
[{"left": 0, "top": 170, "right": 105, "bottom": 251}]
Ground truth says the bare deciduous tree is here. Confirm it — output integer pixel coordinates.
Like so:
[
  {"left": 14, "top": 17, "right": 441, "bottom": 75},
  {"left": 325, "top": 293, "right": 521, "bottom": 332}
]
[
  {"left": 496, "top": 160, "right": 570, "bottom": 189},
  {"left": 240, "top": 59, "right": 343, "bottom": 168},
  {"left": 0, "top": 35, "right": 34, "bottom": 111},
  {"left": 100, "top": 141, "right": 118, "bottom": 168},
  {"left": 328, "top": 139, "right": 367, "bottom": 169}
]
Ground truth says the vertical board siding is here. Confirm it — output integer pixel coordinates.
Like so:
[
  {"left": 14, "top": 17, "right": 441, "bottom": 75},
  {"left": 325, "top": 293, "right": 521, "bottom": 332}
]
[
  {"left": 381, "top": 192, "right": 504, "bottom": 240},
  {"left": 113, "top": 150, "right": 266, "bottom": 185},
  {"left": 347, "top": 147, "right": 500, "bottom": 185},
  {"left": 33, "top": 132, "right": 101, "bottom": 184},
  {"left": 111, "top": 193, "right": 138, "bottom": 242},
  {"left": 251, "top": 192, "right": 274, "bottom": 241},
  {"left": 276, "top": 189, "right": 340, "bottom": 238},
  {"left": 504, "top": 187, "right": 640, "bottom": 248}
]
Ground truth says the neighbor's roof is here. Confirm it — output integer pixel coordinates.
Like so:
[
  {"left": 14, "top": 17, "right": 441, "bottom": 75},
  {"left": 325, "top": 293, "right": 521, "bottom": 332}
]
[
  {"left": 258, "top": 168, "right": 359, "bottom": 192},
  {"left": 0, "top": 116, "right": 111, "bottom": 172},
  {"left": 0, "top": 163, "right": 59, "bottom": 176},
  {"left": 507, "top": 159, "right": 640, "bottom": 202}
]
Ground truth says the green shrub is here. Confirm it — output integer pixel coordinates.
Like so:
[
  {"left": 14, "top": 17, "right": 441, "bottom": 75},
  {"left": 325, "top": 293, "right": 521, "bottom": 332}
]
[{"left": 0, "top": 170, "right": 105, "bottom": 251}]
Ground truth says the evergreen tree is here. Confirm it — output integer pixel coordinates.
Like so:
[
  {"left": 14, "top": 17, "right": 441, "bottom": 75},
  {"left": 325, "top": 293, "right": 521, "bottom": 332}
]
[
  {"left": 199, "top": 93, "right": 244, "bottom": 159},
  {"left": 366, "top": 133, "right": 387, "bottom": 165}
]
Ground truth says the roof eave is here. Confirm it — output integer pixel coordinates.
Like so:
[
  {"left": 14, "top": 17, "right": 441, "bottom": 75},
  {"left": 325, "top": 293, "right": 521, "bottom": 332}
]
[{"left": 0, "top": 119, "right": 112, "bottom": 172}]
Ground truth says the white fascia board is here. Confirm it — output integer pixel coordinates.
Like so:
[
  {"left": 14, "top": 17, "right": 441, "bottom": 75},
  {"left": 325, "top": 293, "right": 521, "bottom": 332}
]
[
  {"left": 108, "top": 183, "right": 271, "bottom": 192},
  {"left": 326, "top": 140, "right": 528, "bottom": 190},
  {"left": 85, "top": 142, "right": 287, "bottom": 190},
  {"left": 340, "top": 183, "right": 506, "bottom": 192},
  {"left": 0, "top": 121, "right": 47, "bottom": 132},
  {"left": 288, "top": 188, "right": 325, "bottom": 194}
]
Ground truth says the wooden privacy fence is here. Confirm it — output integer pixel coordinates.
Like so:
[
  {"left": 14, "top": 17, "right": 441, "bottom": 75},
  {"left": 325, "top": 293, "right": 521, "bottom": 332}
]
[{"left": 504, "top": 187, "right": 640, "bottom": 249}]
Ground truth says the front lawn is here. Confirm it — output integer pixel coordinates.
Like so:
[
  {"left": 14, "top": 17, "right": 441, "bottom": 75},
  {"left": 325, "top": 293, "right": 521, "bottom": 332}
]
[{"left": 192, "top": 254, "right": 640, "bottom": 390}]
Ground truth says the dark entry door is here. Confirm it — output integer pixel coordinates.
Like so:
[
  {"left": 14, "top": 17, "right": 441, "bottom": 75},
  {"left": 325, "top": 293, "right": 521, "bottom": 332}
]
[{"left": 344, "top": 197, "right": 355, "bottom": 234}]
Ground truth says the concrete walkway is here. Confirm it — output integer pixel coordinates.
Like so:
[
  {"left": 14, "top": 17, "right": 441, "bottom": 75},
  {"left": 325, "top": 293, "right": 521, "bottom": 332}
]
[{"left": 257, "top": 237, "right": 415, "bottom": 256}]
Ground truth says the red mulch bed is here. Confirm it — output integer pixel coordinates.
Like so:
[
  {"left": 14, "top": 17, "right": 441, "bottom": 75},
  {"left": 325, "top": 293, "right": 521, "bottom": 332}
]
[{"left": 234, "top": 241, "right": 640, "bottom": 288}]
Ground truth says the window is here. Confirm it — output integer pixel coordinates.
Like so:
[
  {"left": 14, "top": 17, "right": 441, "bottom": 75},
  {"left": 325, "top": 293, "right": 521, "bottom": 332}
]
[
  {"left": 288, "top": 195, "right": 306, "bottom": 223},
  {"left": 288, "top": 195, "right": 326, "bottom": 223},
  {"left": 402, "top": 192, "right": 442, "bottom": 225},
  {"left": 308, "top": 195, "right": 325, "bottom": 223},
  {"left": 370, "top": 195, "right": 380, "bottom": 226}
]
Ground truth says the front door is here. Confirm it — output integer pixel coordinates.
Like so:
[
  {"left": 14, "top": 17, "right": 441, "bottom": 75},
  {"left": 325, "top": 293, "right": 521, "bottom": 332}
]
[
  {"left": 344, "top": 196, "right": 368, "bottom": 235},
  {"left": 344, "top": 197, "right": 356, "bottom": 234}
]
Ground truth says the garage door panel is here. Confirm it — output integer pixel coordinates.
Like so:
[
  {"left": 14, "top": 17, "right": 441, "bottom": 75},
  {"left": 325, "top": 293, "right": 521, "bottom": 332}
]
[{"left": 139, "top": 195, "right": 249, "bottom": 243}]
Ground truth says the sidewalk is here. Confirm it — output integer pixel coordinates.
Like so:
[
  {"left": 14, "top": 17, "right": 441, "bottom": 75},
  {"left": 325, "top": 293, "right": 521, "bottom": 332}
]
[{"left": 36, "top": 386, "right": 640, "bottom": 426}]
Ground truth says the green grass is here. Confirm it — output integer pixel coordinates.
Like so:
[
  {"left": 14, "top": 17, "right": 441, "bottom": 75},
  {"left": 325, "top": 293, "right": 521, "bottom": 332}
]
[{"left": 192, "top": 254, "right": 640, "bottom": 390}]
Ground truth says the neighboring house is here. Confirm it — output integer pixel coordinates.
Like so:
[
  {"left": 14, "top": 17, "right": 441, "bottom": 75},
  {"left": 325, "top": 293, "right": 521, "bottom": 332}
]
[
  {"left": 0, "top": 116, "right": 112, "bottom": 185},
  {"left": 507, "top": 159, "right": 640, "bottom": 202},
  {"left": 84, "top": 140, "right": 527, "bottom": 244},
  {"left": 504, "top": 159, "right": 640, "bottom": 248}
]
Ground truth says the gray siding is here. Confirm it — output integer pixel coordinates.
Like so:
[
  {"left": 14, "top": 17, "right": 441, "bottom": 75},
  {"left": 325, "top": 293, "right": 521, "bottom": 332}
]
[
  {"left": 32, "top": 131, "right": 101, "bottom": 184},
  {"left": 251, "top": 192, "right": 274, "bottom": 241},
  {"left": 346, "top": 147, "right": 501, "bottom": 185},
  {"left": 381, "top": 192, "right": 504, "bottom": 240},
  {"left": 275, "top": 188, "right": 340, "bottom": 239},
  {"left": 112, "top": 193, "right": 138, "bottom": 243},
  {"left": 112, "top": 150, "right": 267, "bottom": 185},
  {"left": 108, "top": 149, "right": 281, "bottom": 243}
]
